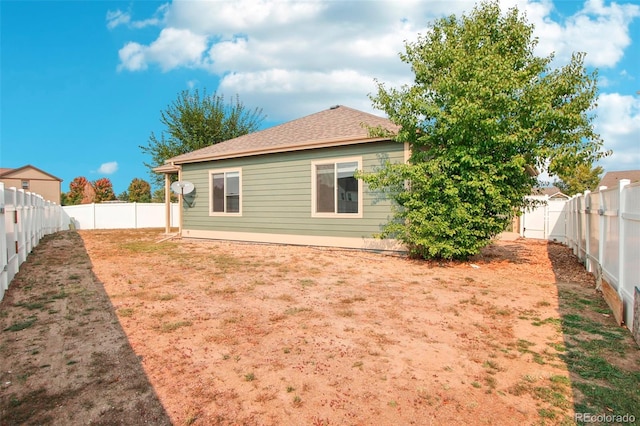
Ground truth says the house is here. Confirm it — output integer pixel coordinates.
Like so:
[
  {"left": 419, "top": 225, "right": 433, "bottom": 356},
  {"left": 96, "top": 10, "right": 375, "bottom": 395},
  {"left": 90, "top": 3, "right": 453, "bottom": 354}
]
[
  {"left": 155, "top": 105, "right": 407, "bottom": 250},
  {"left": 0, "top": 165, "right": 62, "bottom": 204},
  {"left": 598, "top": 170, "right": 640, "bottom": 189},
  {"left": 532, "top": 186, "right": 570, "bottom": 199}
]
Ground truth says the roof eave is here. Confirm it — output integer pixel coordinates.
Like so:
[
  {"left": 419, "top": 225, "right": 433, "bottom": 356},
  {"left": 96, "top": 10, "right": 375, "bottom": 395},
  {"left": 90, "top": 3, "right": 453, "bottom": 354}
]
[
  {"left": 153, "top": 163, "right": 181, "bottom": 174},
  {"left": 168, "top": 136, "right": 396, "bottom": 166},
  {"left": 0, "top": 164, "right": 63, "bottom": 181},
  {"left": 525, "top": 165, "right": 539, "bottom": 177}
]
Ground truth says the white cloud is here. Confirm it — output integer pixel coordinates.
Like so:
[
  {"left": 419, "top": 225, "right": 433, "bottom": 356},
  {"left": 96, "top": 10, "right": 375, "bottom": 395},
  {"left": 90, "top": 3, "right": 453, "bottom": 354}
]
[
  {"left": 106, "top": 4, "right": 168, "bottom": 30},
  {"left": 117, "top": 42, "right": 147, "bottom": 72},
  {"left": 525, "top": 0, "right": 640, "bottom": 68},
  {"left": 113, "top": 0, "right": 640, "bottom": 177},
  {"left": 595, "top": 93, "right": 640, "bottom": 171},
  {"left": 115, "top": 1, "right": 638, "bottom": 91},
  {"left": 117, "top": 28, "right": 207, "bottom": 72},
  {"left": 147, "top": 28, "right": 208, "bottom": 71},
  {"left": 97, "top": 162, "right": 119, "bottom": 175},
  {"left": 106, "top": 9, "right": 131, "bottom": 30}
]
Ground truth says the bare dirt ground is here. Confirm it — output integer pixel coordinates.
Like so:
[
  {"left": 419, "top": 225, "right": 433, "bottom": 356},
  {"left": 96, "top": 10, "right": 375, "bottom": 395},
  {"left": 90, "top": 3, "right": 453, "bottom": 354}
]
[{"left": 0, "top": 229, "right": 637, "bottom": 425}]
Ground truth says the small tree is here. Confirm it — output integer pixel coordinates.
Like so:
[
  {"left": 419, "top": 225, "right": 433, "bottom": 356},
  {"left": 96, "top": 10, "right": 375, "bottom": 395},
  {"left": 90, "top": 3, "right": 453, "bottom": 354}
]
[
  {"left": 67, "top": 176, "right": 90, "bottom": 205},
  {"left": 363, "top": 1, "right": 608, "bottom": 259},
  {"left": 127, "top": 178, "right": 152, "bottom": 202},
  {"left": 151, "top": 187, "right": 177, "bottom": 203},
  {"left": 555, "top": 163, "right": 604, "bottom": 196},
  {"left": 141, "top": 89, "right": 266, "bottom": 187},
  {"left": 93, "top": 178, "right": 116, "bottom": 203}
]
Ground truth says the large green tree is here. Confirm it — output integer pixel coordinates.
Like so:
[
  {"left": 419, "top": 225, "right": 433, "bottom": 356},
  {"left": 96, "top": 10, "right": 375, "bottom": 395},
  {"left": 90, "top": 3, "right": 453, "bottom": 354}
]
[
  {"left": 364, "top": 1, "right": 608, "bottom": 259},
  {"left": 141, "top": 89, "right": 266, "bottom": 187}
]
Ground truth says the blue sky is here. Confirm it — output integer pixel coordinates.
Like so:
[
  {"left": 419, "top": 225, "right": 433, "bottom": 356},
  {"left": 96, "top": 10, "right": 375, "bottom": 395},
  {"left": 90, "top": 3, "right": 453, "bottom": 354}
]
[{"left": 1, "top": 0, "right": 639, "bottom": 196}]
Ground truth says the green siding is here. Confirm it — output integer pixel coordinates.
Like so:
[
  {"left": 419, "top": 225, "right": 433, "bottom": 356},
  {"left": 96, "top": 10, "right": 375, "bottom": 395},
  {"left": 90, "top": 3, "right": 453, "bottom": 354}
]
[{"left": 181, "top": 142, "right": 404, "bottom": 238}]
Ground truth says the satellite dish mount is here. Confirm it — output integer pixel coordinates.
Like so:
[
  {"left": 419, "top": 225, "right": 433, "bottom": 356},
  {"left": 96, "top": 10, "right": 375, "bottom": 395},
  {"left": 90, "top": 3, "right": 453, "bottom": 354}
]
[{"left": 171, "top": 181, "right": 195, "bottom": 207}]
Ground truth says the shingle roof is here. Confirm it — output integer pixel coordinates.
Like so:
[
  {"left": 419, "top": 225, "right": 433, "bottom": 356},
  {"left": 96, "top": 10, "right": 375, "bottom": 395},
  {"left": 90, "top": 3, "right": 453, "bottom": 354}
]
[
  {"left": 162, "top": 105, "right": 399, "bottom": 166},
  {"left": 598, "top": 170, "right": 640, "bottom": 189}
]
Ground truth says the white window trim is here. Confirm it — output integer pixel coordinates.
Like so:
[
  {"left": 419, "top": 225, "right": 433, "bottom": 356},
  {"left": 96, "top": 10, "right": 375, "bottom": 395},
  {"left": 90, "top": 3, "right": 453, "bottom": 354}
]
[
  {"left": 311, "top": 156, "right": 363, "bottom": 219},
  {"left": 208, "top": 168, "right": 242, "bottom": 216}
]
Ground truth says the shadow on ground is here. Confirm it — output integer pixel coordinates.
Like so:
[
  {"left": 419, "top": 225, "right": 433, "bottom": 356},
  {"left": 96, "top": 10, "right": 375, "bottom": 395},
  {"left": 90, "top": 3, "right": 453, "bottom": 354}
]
[
  {"left": 0, "top": 231, "right": 171, "bottom": 425},
  {"left": 547, "top": 241, "right": 640, "bottom": 424}
]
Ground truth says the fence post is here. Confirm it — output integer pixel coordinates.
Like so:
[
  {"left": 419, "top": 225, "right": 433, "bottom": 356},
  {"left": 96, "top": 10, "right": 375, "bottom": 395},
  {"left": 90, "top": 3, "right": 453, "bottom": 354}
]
[
  {"left": 583, "top": 190, "right": 591, "bottom": 271},
  {"left": 16, "top": 189, "right": 26, "bottom": 264},
  {"left": 576, "top": 195, "right": 584, "bottom": 260},
  {"left": 598, "top": 186, "right": 607, "bottom": 279},
  {"left": 24, "top": 192, "right": 37, "bottom": 253},
  {"left": 34, "top": 194, "right": 43, "bottom": 245},
  {"left": 544, "top": 194, "right": 550, "bottom": 239},
  {"left": 0, "top": 183, "right": 7, "bottom": 297},
  {"left": 571, "top": 195, "right": 580, "bottom": 258},
  {"left": 618, "top": 180, "right": 630, "bottom": 300}
]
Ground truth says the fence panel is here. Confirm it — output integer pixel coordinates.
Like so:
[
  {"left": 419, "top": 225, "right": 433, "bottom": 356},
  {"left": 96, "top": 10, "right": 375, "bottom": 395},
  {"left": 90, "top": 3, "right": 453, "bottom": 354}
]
[
  {"left": 600, "top": 187, "right": 620, "bottom": 286},
  {"left": 521, "top": 196, "right": 567, "bottom": 242},
  {"left": 4, "top": 187, "right": 19, "bottom": 293},
  {"left": 95, "top": 203, "right": 137, "bottom": 229},
  {"left": 578, "top": 195, "right": 587, "bottom": 262},
  {"left": 621, "top": 182, "right": 640, "bottom": 330},
  {"left": 62, "top": 203, "right": 179, "bottom": 230},
  {"left": 522, "top": 196, "right": 547, "bottom": 239},
  {"left": 548, "top": 199, "right": 567, "bottom": 243},
  {"left": 586, "top": 192, "right": 600, "bottom": 273}
]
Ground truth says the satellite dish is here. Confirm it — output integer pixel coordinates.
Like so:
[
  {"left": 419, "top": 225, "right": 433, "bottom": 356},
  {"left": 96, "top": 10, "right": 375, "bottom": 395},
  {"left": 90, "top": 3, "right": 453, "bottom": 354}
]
[{"left": 171, "top": 181, "right": 195, "bottom": 195}]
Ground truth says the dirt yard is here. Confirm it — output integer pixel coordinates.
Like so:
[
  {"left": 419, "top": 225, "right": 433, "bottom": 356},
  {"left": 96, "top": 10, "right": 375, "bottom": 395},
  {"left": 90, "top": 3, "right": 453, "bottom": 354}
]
[{"left": 1, "top": 229, "right": 637, "bottom": 425}]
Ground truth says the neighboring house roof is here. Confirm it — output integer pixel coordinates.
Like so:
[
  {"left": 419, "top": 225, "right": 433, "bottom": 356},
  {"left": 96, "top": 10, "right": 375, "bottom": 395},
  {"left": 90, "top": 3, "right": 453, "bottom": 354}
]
[
  {"left": 160, "top": 105, "right": 399, "bottom": 167},
  {"left": 0, "top": 164, "right": 63, "bottom": 181},
  {"left": 598, "top": 170, "right": 640, "bottom": 189},
  {"left": 532, "top": 186, "right": 570, "bottom": 199}
]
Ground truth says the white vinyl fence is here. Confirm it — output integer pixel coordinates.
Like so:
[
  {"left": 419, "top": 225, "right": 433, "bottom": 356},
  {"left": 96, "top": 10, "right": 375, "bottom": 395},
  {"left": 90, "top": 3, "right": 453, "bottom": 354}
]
[
  {"left": 521, "top": 181, "right": 640, "bottom": 333},
  {"left": 564, "top": 179, "right": 640, "bottom": 332},
  {"left": 1, "top": 183, "right": 180, "bottom": 302},
  {"left": 520, "top": 195, "right": 569, "bottom": 242},
  {"left": 0, "top": 183, "right": 62, "bottom": 301},
  {"left": 62, "top": 202, "right": 179, "bottom": 230}
]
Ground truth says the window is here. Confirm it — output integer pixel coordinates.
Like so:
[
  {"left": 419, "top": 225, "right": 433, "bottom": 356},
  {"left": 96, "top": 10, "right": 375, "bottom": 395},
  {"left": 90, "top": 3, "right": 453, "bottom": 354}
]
[
  {"left": 21, "top": 180, "right": 29, "bottom": 190},
  {"left": 312, "top": 158, "right": 362, "bottom": 217},
  {"left": 209, "top": 169, "right": 241, "bottom": 215}
]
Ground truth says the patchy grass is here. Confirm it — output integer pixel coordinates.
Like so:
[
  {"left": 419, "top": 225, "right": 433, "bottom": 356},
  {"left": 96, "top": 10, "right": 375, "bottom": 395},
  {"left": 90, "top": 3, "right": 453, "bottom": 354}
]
[
  {"left": 158, "top": 320, "right": 193, "bottom": 333},
  {"left": 4, "top": 316, "right": 37, "bottom": 332},
  {"left": 556, "top": 286, "right": 640, "bottom": 421},
  {"left": 284, "top": 307, "right": 312, "bottom": 316},
  {"left": 118, "top": 307, "right": 135, "bottom": 317}
]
